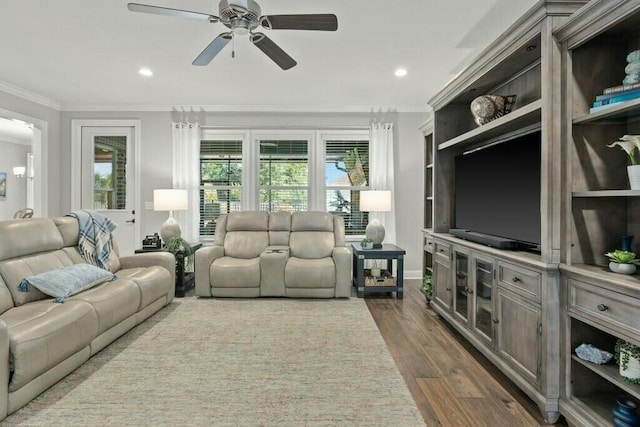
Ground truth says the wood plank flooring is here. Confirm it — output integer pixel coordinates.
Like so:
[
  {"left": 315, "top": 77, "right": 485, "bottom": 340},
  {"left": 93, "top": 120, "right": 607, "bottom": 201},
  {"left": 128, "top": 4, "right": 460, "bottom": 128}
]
[{"left": 365, "top": 279, "right": 567, "bottom": 427}]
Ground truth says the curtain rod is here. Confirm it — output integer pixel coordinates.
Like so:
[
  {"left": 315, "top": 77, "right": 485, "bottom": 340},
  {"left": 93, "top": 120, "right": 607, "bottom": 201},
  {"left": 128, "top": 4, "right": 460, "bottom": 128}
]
[{"left": 199, "top": 125, "right": 369, "bottom": 131}]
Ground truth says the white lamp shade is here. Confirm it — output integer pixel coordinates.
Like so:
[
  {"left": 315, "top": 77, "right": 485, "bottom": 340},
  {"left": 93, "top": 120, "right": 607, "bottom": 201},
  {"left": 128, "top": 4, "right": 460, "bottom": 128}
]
[
  {"left": 153, "top": 189, "right": 188, "bottom": 211},
  {"left": 360, "top": 190, "right": 392, "bottom": 212},
  {"left": 13, "top": 166, "right": 26, "bottom": 177}
]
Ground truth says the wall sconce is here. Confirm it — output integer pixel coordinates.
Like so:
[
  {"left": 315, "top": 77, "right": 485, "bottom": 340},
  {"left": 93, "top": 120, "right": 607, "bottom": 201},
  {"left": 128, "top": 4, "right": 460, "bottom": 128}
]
[
  {"left": 13, "top": 165, "right": 34, "bottom": 180},
  {"left": 13, "top": 166, "right": 26, "bottom": 179}
]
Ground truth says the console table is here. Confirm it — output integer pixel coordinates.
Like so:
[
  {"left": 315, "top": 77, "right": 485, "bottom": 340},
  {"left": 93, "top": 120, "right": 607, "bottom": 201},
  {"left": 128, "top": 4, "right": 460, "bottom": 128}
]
[
  {"left": 135, "top": 242, "right": 202, "bottom": 297},
  {"left": 351, "top": 243, "right": 405, "bottom": 299}
]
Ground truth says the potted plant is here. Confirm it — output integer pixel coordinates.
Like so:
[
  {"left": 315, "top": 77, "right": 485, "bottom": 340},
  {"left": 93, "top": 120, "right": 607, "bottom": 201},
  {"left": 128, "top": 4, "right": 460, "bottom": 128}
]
[
  {"left": 422, "top": 274, "right": 433, "bottom": 304},
  {"left": 360, "top": 238, "right": 373, "bottom": 250},
  {"left": 605, "top": 250, "right": 640, "bottom": 274},
  {"left": 607, "top": 134, "right": 640, "bottom": 189},
  {"left": 165, "top": 237, "right": 195, "bottom": 270},
  {"left": 615, "top": 339, "right": 640, "bottom": 384}
]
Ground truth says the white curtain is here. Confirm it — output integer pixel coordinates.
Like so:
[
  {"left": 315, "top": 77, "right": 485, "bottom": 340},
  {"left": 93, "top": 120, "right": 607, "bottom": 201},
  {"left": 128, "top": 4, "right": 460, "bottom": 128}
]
[
  {"left": 172, "top": 122, "right": 200, "bottom": 243},
  {"left": 369, "top": 123, "right": 396, "bottom": 244}
]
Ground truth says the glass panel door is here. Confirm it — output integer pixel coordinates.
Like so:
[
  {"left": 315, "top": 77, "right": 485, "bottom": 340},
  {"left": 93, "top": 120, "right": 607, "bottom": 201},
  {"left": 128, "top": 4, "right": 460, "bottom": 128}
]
[
  {"left": 453, "top": 249, "right": 469, "bottom": 324},
  {"left": 473, "top": 258, "right": 494, "bottom": 342}
]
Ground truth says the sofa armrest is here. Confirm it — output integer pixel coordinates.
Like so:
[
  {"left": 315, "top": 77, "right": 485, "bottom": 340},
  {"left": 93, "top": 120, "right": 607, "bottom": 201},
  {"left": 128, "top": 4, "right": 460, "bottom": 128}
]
[
  {"left": 0, "top": 319, "right": 8, "bottom": 419},
  {"left": 195, "top": 246, "right": 225, "bottom": 296},
  {"left": 119, "top": 252, "right": 176, "bottom": 285},
  {"left": 332, "top": 247, "right": 352, "bottom": 298},
  {"left": 118, "top": 253, "right": 176, "bottom": 302}
]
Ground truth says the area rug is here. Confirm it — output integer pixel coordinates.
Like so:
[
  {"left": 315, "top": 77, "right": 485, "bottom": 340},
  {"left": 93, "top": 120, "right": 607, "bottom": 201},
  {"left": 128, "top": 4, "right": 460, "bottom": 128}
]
[{"left": 2, "top": 298, "right": 425, "bottom": 426}]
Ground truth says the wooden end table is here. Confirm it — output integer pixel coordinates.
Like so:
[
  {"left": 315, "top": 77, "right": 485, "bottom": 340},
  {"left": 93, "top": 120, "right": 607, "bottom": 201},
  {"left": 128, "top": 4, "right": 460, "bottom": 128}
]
[
  {"left": 351, "top": 243, "right": 405, "bottom": 299},
  {"left": 135, "top": 242, "right": 202, "bottom": 297}
]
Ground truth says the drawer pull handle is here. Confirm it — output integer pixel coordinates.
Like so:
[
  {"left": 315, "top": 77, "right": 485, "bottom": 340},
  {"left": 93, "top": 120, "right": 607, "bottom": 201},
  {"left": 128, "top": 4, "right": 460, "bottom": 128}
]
[
  {"left": 512, "top": 276, "right": 520, "bottom": 283},
  {"left": 466, "top": 288, "right": 473, "bottom": 295},
  {"left": 492, "top": 319, "right": 499, "bottom": 324},
  {"left": 446, "top": 287, "right": 451, "bottom": 291},
  {"left": 439, "top": 249, "right": 445, "bottom": 253},
  {"left": 597, "top": 304, "right": 608, "bottom": 312}
]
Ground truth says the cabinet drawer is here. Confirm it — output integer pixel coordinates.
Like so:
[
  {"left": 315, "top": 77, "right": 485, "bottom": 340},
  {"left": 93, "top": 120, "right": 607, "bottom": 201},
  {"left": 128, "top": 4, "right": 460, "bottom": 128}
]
[
  {"left": 434, "top": 241, "right": 450, "bottom": 262},
  {"left": 498, "top": 262, "right": 540, "bottom": 301},
  {"left": 568, "top": 279, "right": 640, "bottom": 337},
  {"left": 424, "top": 236, "right": 434, "bottom": 253}
]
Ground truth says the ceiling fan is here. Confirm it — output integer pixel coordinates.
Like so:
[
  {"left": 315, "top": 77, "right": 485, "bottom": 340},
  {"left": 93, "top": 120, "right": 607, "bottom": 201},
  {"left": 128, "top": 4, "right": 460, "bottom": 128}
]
[{"left": 127, "top": 0, "right": 338, "bottom": 70}]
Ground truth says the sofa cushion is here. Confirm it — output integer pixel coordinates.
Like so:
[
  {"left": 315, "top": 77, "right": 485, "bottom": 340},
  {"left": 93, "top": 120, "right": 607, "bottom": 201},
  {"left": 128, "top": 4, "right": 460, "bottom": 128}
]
[
  {"left": 1, "top": 300, "right": 98, "bottom": 391},
  {"left": 0, "top": 250, "right": 76, "bottom": 307},
  {"left": 18, "top": 264, "right": 116, "bottom": 303},
  {"left": 289, "top": 232, "right": 335, "bottom": 259},
  {"left": 0, "top": 218, "right": 63, "bottom": 262},
  {"left": 285, "top": 257, "right": 336, "bottom": 288},
  {"left": 268, "top": 211, "right": 291, "bottom": 246},
  {"left": 291, "top": 212, "right": 334, "bottom": 232},
  {"left": 117, "top": 266, "right": 172, "bottom": 310},
  {"left": 69, "top": 278, "right": 140, "bottom": 334},
  {"left": 226, "top": 211, "right": 269, "bottom": 231},
  {"left": 224, "top": 231, "right": 269, "bottom": 259},
  {"left": 211, "top": 257, "right": 261, "bottom": 288}
]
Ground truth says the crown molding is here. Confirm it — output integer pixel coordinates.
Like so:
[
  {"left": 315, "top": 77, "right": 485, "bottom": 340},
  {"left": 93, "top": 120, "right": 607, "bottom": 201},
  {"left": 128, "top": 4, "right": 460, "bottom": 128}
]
[
  {"left": 60, "top": 103, "right": 429, "bottom": 113},
  {"left": 0, "top": 80, "right": 61, "bottom": 111}
]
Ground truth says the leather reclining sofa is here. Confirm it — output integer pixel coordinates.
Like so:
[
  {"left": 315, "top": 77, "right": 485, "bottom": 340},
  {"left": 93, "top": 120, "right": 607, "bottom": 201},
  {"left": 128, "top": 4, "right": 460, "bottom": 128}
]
[
  {"left": 0, "top": 217, "right": 175, "bottom": 420},
  {"left": 195, "top": 211, "right": 352, "bottom": 298}
]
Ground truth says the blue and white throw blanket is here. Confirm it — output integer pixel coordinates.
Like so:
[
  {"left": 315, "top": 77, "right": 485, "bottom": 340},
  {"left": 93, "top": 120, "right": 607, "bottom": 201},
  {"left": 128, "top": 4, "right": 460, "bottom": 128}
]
[{"left": 67, "top": 210, "right": 118, "bottom": 271}]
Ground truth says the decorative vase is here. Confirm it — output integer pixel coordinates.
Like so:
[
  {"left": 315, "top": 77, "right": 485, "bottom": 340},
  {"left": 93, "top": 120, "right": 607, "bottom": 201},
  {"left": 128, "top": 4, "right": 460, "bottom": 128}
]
[
  {"left": 470, "top": 94, "right": 517, "bottom": 126},
  {"left": 628, "top": 165, "right": 640, "bottom": 190},
  {"left": 621, "top": 235, "right": 635, "bottom": 252},
  {"left": 612, "top": 397, "right": 640, "bottom": 427},
  {"left": 610, "top": 262, "right": 637, "bottom": 275},
  {"left": 620, "top": 348, "right": 640, "bottom": 383}
]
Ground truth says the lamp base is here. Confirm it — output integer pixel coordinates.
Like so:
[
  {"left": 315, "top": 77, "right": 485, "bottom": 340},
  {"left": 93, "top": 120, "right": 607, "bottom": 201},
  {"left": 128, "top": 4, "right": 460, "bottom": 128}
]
[
  {"left": 160, "top": 216, "right": 182, "bottom": 244},
  {"left": 365, "top": 219, "right": 385, "bottom": 247}
]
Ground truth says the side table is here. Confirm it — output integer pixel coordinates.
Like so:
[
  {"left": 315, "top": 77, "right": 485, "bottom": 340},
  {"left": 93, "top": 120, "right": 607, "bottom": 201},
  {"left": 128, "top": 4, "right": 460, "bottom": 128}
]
[
  {"left": 135, "top": 242, "right": 202, "bottom": 297},
  {"left": 351, "top": 243, "right": 405, "bottom": 299}
]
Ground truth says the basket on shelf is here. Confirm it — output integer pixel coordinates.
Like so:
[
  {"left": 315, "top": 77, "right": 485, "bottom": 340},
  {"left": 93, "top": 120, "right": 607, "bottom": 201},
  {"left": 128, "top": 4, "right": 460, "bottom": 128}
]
[{"left": 364, "top": 269, "right": 396, "bottom": 287}]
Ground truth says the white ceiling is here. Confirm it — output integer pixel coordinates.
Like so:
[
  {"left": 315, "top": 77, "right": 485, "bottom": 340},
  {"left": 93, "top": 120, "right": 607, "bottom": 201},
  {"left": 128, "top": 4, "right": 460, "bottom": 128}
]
[{"left": 0, "top": 0, "right": 539, "bottom": 112}]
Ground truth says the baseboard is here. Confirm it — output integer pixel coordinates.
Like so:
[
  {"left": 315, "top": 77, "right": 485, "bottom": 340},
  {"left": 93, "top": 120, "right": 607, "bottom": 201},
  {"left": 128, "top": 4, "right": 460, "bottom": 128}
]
[{"left": 404, "top": 270, "right": 422, "bottom": 279}]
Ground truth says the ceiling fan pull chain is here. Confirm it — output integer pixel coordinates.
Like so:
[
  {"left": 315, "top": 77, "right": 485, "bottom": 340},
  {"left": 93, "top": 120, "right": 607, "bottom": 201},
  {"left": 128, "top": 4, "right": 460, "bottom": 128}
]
[{"left": 232, "top": 33, "right": 235, "bottom": 59}]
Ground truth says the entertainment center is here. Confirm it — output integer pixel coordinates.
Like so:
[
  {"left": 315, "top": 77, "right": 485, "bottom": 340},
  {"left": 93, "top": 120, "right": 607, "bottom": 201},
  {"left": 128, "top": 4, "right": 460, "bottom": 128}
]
[{"left": 421, "top": 0, "right": 640, "bottom": 425}]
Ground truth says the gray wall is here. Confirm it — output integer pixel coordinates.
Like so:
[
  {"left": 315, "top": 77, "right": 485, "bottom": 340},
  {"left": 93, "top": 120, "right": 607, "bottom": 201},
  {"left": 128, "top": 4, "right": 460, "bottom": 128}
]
[{"left": 0, "top": 140, "right": 29, "bottom": 220}]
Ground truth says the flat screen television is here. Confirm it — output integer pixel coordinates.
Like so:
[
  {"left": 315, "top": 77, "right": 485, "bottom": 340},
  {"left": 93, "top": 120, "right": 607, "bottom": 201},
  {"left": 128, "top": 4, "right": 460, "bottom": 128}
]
[{"left": 452, "top": 130, "right": 541, "bottom": 251}]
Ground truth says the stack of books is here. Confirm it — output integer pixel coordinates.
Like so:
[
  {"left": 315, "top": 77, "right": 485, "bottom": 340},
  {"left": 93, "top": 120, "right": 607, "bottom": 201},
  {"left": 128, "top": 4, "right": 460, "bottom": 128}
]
[{"left": 590, "top": 82, "right": 640, "bottom": 113}]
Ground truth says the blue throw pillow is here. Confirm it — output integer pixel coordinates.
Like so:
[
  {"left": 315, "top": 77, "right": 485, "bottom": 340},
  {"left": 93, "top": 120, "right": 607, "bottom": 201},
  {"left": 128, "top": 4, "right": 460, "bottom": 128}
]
[{"left": 18, "top": 264, "right": 116, "bottom": 303}]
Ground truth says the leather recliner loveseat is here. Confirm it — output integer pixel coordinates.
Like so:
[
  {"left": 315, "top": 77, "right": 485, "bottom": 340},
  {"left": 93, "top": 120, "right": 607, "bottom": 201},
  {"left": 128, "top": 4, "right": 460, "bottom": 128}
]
[
  {"left": 0, "top": 217, "right": 175, "bottom": 420},
  {"left": 195, "top": 211, "right": 352, "bottom": 298}
]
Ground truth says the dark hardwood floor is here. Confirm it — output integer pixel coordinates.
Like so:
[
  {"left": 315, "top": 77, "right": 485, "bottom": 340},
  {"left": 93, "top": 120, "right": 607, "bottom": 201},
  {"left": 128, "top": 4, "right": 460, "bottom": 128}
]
[{"left": 365, "top": 279, "right": 567, "bottom": 427}]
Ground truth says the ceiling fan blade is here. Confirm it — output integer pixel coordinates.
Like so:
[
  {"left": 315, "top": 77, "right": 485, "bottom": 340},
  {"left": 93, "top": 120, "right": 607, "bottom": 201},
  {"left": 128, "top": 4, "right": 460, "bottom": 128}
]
[
  {"left": 127, "top": 3, "right": 218, "bottom": 21},
  {"left": 250, "top": 33, "right": 297, "bottom": 70},
  {"left": 260, "top": 14, "right": 338, "bottom": 31},
  {"left": 192, "top": 33, "right": 232, "bottom": 66}
]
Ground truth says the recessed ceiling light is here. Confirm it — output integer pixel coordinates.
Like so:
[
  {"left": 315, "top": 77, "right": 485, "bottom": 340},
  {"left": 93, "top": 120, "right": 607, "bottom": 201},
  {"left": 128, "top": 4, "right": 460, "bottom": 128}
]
[
  {"left": 139, "top": 68, "right": 153, "bottom": 77},
  {"left": 395, "top": 68, "right": 408, "bottom": 77}
]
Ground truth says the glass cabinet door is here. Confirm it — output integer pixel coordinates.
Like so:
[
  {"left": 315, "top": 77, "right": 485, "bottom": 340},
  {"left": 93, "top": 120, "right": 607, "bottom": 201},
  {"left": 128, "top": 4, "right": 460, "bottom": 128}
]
[
  {"left": 473, "top": 257, "right": 494, "bottom": 342},
  {"left": 453, "top": 250, "right": 469, "bottom": 324}
]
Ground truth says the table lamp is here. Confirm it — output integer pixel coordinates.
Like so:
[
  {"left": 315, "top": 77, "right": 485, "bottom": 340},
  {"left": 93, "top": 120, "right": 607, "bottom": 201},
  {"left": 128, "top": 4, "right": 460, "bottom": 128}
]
[
  {"left": 154, "top": 189, "right": 188, "bottom": 244},
  {"left": 360, "top": 190, "right": 392, "bottom": 248}
]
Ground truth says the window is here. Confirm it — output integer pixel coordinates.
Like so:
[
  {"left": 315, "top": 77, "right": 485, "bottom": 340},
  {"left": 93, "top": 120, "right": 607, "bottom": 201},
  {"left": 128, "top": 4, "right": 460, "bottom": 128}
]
[
  {"left": 324, "top": 137, "right": 369, "bottom": 235},
  {"left": 259, "top": 139, "right": 309, "bottom": 212},
  {"left": 198, "top": 129, "right": 369, "bottom": 238},
  {"left": 199, "top": 138, "right": 243, "bottom": 236}
]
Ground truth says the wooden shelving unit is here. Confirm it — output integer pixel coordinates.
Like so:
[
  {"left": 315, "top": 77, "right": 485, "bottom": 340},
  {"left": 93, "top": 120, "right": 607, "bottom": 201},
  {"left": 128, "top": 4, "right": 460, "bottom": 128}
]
[{"left": 423, "top": 1, "right": 588, "bottom": 423}]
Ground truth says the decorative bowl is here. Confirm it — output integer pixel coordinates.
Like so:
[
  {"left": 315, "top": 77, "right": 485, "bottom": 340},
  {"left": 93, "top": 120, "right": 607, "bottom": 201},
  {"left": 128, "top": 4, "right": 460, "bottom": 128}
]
[{"left": 470, "top": 94, "right": 517, "bottom": 126}]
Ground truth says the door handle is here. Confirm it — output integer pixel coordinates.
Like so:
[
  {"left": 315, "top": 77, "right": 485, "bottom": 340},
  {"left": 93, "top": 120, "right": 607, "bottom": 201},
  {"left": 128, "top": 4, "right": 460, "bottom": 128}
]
[{"left": 126, "top": 218, "right": 135, "bottom": 224}]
